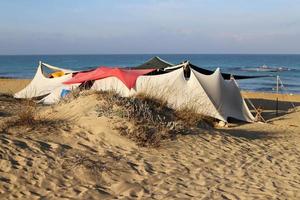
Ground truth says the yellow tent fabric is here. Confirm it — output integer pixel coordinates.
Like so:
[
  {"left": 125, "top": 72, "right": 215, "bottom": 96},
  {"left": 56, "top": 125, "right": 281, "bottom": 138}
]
[{"left": 49, "top": 71, "right": 65, "bottom": 78}]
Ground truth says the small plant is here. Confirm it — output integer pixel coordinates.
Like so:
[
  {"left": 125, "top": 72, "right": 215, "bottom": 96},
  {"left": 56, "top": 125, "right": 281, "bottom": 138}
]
[
  {"left": 61, "top": 152, "right": 119, "bottom": 184},
  {"left": 63, "top": 153, "right": 108, "bottom": 173},
  {"left": 15, "top": 99, "right": 37, "bottom": 126}
]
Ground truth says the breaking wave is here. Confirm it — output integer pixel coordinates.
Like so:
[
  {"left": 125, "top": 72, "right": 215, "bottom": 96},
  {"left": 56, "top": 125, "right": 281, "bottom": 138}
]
[{"left": 232, "top": 65, "right": 297, "bottom": 72}]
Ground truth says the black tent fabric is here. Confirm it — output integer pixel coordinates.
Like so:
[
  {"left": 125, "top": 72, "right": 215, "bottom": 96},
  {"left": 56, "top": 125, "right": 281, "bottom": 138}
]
[
  {"left": 133, "top": 57, "right": 271, "bottom": 79},
  {"left": 188, "top": 63, "right": 270, "bottom": 80},
  {"left": 134, "top": 56, "right": 173, "bottom": 69}
]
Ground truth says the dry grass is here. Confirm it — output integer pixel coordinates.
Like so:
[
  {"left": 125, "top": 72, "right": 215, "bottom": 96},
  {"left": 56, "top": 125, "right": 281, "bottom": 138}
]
[
  {"left": 62, "top": 153, "right": 109, "bottom": 174},
  {"left": 14, "top": 99, "right": 37, "bottom": 126},
  {"left": 61, "top": 150, "right": 125, "bottom": 184},
  {"left": 0, "top": 98, "right": 68, "bottom": 133},
  {"left": 96, "top": 91, "right": 174, "bottom": 123},
  {"left": 95, "top": 90, "right": 212, "bottom": 147},
  {"left": 175, "top": 106, "right": 216, "bottom": 128}
]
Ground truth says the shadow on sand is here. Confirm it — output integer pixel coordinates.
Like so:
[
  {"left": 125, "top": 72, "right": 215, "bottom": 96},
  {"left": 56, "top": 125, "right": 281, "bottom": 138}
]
[
  {"left": 219, "top": 128, "right": 277, "bottom": 140},
  {"left": 246, "top": 98, "right": 300, "bottom": 121}
]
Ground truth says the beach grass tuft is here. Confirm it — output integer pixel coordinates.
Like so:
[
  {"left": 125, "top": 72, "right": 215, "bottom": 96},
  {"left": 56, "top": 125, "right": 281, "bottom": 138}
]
[
  {"left": 95, "top": 90, "right": 212, "bottom": 147},
  {"left": 0, "top": 98, "right": 68, "bottom": 133}
]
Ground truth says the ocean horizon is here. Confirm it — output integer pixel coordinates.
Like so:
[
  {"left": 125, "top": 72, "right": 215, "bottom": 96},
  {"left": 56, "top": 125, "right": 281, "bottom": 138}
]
[{"left": 1, "top": 54, "right": 300, "bottom": 94}]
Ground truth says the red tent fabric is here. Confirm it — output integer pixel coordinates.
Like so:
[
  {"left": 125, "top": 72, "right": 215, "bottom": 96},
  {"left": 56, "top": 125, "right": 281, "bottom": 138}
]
[{"left": 64, "top": 67, "right": 155, "bottom": 89}]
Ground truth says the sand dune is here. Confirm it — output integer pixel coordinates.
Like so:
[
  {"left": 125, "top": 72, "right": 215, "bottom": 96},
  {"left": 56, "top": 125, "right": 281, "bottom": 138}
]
[{"left": 1, "top": 79, "right": 300, "bottom": 199}]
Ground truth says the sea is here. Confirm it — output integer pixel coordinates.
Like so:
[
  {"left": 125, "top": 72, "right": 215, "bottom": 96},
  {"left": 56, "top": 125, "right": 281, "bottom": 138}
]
[{"left": 0, "top": 54, "right": 300, "bottom": 94}]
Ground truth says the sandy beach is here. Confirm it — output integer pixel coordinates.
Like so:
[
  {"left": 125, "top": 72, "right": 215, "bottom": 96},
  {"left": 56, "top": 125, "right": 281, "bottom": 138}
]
[
  {"left": 1, "top": 78, "right": 300, "bottom": 199},
  {"left": 0, "top": 79, "right": 30, "bottom": 95}
]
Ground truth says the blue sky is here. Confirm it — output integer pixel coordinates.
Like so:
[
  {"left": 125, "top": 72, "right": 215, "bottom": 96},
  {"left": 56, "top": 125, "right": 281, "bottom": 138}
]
[{"left": 0, "top": 0, "right": 300, "bottom": 54}]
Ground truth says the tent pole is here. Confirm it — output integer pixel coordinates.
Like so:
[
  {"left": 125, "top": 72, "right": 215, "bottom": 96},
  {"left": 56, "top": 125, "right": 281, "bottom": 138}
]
[
  {"left": 278, "top": 76, "right": 296, "bottom": 111},
  {"left": 276, "top": 75, "right": 279, "bottom": 116}
]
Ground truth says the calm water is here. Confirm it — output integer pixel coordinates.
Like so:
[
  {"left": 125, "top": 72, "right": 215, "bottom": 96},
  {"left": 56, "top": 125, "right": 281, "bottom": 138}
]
[{"left": 0, "top": 54, "right": 300, "bottom": 93}]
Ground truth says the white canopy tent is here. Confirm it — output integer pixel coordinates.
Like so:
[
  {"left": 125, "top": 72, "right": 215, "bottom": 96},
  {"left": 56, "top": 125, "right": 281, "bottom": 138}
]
[
  {"left": 14, "top": 61, "right": 255, "bottom": 122},
  {"left": 14, "top": 61, "right": 76, "bottom": 99}
]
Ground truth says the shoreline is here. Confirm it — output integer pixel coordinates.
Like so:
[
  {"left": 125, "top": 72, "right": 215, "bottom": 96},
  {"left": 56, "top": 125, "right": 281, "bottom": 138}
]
[{"left": 0, "top": 76, "right": 29, "bottom": 79}]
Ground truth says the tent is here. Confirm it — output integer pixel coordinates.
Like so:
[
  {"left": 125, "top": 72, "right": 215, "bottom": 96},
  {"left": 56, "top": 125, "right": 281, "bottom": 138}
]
[
  {"left": 14, "top": 61, "right": 77, "bottom": 99},
  {"left": 88, "top": 62, "right": 254, "bottom": 122},
  {"left": 133, "top": 56, "right": 173, "bottom": 69},
  {"left": 15, "top": 60, "right": 255, "bottom": 122}
]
